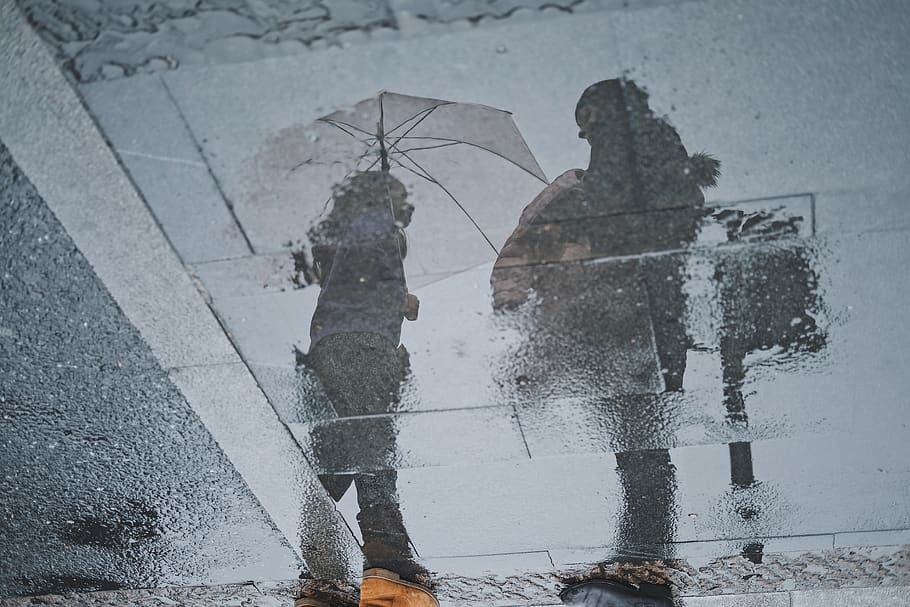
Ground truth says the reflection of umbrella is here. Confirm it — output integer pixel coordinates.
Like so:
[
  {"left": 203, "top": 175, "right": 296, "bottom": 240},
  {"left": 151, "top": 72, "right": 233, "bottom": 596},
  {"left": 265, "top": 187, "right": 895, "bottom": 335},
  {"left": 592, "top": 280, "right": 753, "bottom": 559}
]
[{"left": 262, "top": 91, "right": 547, "bottom": 280}]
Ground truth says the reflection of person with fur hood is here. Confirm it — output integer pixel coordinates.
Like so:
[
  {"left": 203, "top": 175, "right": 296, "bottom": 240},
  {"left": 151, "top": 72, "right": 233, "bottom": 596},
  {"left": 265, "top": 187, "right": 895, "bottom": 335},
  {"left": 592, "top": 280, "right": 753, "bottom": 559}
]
[
  {"left": 492, "top": 77, "right": 719, "bottom": 391},
  {"left": 493, "top": 78, "right": 719, "bottom": 284},
  {"left": 491, "top": 79, "right": 720, "bottom": 607}
]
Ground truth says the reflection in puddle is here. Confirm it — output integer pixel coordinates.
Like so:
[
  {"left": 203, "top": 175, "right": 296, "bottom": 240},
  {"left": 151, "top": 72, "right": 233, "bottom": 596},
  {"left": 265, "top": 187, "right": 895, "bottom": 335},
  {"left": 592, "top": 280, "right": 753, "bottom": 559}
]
[
  {"left": 293, "top": 79, "right": 827, "bottom": 604},
  {"left": 297, "top": 173, "right": 429, "bottom": 593},
  {"left": 490, "top": 79, "right": 716, "bottom": 590}
]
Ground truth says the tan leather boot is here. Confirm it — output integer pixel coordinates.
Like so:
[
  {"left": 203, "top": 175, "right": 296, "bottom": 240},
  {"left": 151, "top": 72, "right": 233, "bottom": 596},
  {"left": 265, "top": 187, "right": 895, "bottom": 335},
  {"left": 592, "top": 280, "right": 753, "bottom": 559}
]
[{"left": 359, "top": 569, "right": 438, "bottom": 607}]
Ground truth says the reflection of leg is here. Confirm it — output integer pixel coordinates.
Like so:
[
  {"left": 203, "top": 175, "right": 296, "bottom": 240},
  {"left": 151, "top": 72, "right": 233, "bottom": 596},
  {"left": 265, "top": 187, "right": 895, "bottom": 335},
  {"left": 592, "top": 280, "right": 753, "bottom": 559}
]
[
  {"left": 308, "top": 333, "right": 407, "bottom": 476},
  {"left": 643, "top": 258, "right": 690, "bottom": 392},
  {"left": 720, "top": 334, "right": 748, "bottom": 426},
  {"left": 729, "top": 441, "right": 755, "bottom": 488},
  {"left": 728, "top": 441, "right": 764, "bottom": 563},
  {"left": 356, "top": 470, "right": 408, "bottom": 559},
  {"left": 309, "top": 332, "right": 406, "bottom": 418},
  {"left": 355, "top": 470, "right": 425, "bottom": 581},
  {"left": 614, "top": 449, "right": 677, "bottom": 556}
]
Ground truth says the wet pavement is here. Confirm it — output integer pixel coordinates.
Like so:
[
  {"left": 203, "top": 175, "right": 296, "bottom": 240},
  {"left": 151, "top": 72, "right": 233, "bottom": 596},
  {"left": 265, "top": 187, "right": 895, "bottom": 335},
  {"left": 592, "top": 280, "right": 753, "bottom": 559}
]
[
  {"left": 3, "top": 0, "right": 910, "bottom": 604},
  {"left": 0, "top": 142, "right": 300, "bottom": 596},
  {"left": 17, "top": 0, "right": 620, "bottom": 83}
]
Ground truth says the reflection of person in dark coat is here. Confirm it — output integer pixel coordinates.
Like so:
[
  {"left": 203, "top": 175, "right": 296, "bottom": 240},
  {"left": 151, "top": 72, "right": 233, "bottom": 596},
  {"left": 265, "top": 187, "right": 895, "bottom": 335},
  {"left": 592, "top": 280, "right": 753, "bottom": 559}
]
[
  {"left": 492, "top": 79, "right": 719, "bottom": 606},
  {"left": 493, "top": 79, "right": 719, "bottom": 391},
  {"left": 300, "top": 171, "right": 425, "bottom": 583}
]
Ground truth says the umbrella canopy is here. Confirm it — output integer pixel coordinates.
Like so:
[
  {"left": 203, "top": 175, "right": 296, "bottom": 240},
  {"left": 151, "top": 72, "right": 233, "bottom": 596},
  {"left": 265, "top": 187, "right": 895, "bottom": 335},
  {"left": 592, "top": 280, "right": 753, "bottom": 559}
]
[{"left": 255, "top": 91, "right": 547, "bottom": 283}]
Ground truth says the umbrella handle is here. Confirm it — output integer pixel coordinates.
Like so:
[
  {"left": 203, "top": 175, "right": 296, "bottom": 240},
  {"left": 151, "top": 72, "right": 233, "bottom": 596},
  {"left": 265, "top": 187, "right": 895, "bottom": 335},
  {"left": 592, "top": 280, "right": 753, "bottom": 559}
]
[{"left": 377, "top": 118, "right": 390, "bottom": 172}]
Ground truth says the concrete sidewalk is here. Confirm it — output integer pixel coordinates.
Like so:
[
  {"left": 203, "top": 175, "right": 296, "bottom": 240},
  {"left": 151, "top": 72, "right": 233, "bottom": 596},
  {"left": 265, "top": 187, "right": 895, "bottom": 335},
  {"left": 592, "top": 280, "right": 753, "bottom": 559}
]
[{"left": 3, "top": 0, "right": 910, "bottom": 604}]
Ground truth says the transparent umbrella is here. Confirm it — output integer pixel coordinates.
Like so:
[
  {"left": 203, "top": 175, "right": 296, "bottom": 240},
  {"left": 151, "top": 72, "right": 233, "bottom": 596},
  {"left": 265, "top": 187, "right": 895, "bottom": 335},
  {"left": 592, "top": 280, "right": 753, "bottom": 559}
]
[{"left": 261, "top": 91, "right": 548, "bottom": 282}]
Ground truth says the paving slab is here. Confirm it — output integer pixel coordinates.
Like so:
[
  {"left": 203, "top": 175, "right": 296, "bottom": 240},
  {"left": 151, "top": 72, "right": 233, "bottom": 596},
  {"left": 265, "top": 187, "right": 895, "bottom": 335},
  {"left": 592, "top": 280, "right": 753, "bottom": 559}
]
[
  {"left": 836, "top": 530, "right": 910, "bottom": 549},
  {"left": 815, "top": 185, "right": 910, "bottom": 235},
  {"left": 357, "top": 226, "right": 908, "bottom": 462},
  {"left": 156, "top": 0, "right": 910, "bottom": 240},
  {"left": 190, "top": 252, "right": 304, "bottom": 298},
  {"left": 550, "top": 533, "right": 836, "bottom": 566},
  {"left": 682, "top": 594, "right": 789, "bottom": 607},
  {"left": 79, "top": 75, "right": 202, "bottom": 163},
  {"left": 395, "top": 455, "right": 622, "bottom": 557},
  {"left": 120, "top": 154, "right": 251, "bottom": 263},
  {"left": 287, "top": 405, "right": 529, "bottom": 474},
  {"left": 422, "top": 551, "right": 554, "bottom": 577},
  {"left": 246, "top": 362, "right": 336, "bottom": 426},
  {"left": 791, "top": 586, "right": 910, "bottom": 606},
  {"left": 209, "top": 289, "right": 316, "bottom": 368},
  {"left": 388, "top": 429, "right": 910, "bottom": 559},
  {"left": 80, "top": 74, "right": 252, "bottom": 263}
]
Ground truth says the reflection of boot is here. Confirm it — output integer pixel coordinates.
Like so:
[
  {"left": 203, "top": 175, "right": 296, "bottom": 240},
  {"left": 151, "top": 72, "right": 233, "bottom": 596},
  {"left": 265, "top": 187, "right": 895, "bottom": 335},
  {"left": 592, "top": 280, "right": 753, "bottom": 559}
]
[
  {"left": 404, "top": 293, "right": 419, "bottom": 321},
  {"left": 360, "top": 569, "right": 438, "bottom": 607},
  {"left": 560, "top": 580, "right": 672, "bottom": 607}
]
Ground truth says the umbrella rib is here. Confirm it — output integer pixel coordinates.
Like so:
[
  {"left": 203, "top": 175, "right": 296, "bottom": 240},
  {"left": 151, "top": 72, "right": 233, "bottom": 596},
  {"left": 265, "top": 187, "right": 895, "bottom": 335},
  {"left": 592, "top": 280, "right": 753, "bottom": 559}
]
[
  {"left": 388, "top": 105, "right": 440, "bottom": 147},
  {"left": 385, "top": 106, "right": 434, "bottom": 135},
  {"left": 295, "top": 131, "right": 381, "bottom": 174},
  {"left": 386, "top": 140, "right": 499, "bottom": 255},
  {"left": 387, "top": 151, "right": 436, "bottom": 184},
  {"left": 361, "top": 154, "right": 383, "bottom": 172},
  {"left": 390, "top": 141, "right": 462, "bottom": 154},
  {"left": 319, "top": 119, "right": 358, "bottom": 138},
  {"left": 320, "top": 117, "right": 377, "bottom": 143},
  {"left": 395, "top": 135, "right": 547, "bottom": 183},
  {"left": 394, "top": 161, "right": 436, "bottom": 185},
  {"left": 385, "top": 102, "right": 451, "bottom": 135},
  {"left": 289, "top": 158, "right": 314, "bottom": 172}
]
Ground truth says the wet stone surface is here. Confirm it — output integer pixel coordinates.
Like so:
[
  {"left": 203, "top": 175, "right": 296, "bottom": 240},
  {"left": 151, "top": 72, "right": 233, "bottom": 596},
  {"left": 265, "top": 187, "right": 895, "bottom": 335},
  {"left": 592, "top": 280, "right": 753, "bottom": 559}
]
[
  {"left": 71, "top": 10, "right": 910, "bottom": 597},
  {"left": 1, "top": 548, "right": 909, "bottom": 605},
  {"left": 145, "top": 71, "right": 909, "bottom": 595},
  {"left": 18, "top": 0, "right": 600, "bottom": 82},
  {"left": 8, "top": 0, "right": 910, "bottom": 602},
  {"left": 0, "top": 142, "right": 300, "bottom": 596},
  {"left": 391, "top": 0, "right": 585, "bottom": 24},
  {"left": 16, "top": 0, "right": 395, "bottom": 82},
  {"left": 0, "top": 580, "right": 296, "bottom": 607},
  {"left": 300, "top": 545, "right": 910, "bottom": 605}
]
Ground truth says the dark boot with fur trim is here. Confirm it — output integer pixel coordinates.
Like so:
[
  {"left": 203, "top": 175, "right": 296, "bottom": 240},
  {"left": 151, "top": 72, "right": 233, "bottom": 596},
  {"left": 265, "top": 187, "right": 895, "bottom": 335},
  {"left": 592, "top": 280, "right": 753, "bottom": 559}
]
[{"left": 560, "top": 579, "right": 673, "bottom": 607}]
